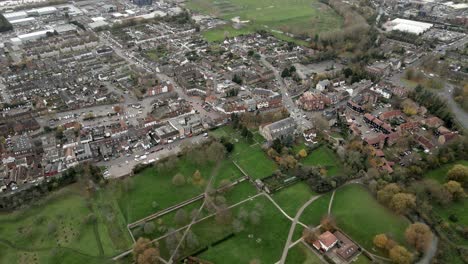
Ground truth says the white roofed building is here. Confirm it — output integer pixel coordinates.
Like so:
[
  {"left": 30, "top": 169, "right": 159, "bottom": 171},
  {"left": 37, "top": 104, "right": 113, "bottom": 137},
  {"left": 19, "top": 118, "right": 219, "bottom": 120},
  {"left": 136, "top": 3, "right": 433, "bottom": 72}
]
[{"left": 385, "top": 18, "right": 433, "bottom": 35}]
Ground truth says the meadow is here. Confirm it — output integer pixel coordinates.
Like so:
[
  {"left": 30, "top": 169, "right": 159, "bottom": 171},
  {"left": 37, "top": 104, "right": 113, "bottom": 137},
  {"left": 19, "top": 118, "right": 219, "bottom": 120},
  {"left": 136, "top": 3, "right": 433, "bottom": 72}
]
[
  {"left": 0, "top": 186, "right": 131, "bottom": 264},
  {"left": 187, "top": 0, "right": 343, "bottom": 42}
]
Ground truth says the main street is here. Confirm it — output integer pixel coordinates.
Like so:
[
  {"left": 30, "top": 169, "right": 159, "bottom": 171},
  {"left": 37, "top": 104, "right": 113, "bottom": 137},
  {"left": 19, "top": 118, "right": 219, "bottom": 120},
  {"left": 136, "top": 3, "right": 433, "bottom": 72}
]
[{"left": 260, "top": 55, "right": 312, "bottom": 131}]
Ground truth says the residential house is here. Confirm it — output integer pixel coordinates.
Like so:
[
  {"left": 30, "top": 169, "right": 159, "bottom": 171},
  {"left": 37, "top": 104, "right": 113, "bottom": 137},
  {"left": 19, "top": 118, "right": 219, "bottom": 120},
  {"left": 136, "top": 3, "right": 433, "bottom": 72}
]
[
  {"left": 363, "top": 114, "right": 392, "bottom": 134},
  {"left": 438, "top": 132, "right": 458, "bottom": 145},
  {"left": 297, "top": 92, "right": 331, "bottom": 111},
  {"left": 312, "top": 231, "right": 338, "bottom": 252},
  {"left": 316, "top": 79, "right": 330, "bottom": 91}
]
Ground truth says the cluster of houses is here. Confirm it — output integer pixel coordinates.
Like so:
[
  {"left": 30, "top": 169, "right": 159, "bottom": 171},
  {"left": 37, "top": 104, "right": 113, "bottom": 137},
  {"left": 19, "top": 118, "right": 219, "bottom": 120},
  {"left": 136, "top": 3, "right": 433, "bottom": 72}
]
[{"left": 0, "top": 101, "right": 212, "bottom": 192}]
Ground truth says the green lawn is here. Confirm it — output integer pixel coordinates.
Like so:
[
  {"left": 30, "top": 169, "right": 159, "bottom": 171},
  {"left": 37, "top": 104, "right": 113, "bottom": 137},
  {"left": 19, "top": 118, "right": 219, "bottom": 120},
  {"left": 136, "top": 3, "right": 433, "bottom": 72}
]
[
  {"left": 422, "top": 161, "right": 468, "bottom": 246},
  {"left": 300, "top": 192, "right": 332, "bottom": 226},
  {"left": 331, "top": 184, "right": 410, "bottom": 252},
  {"left": 187, "top": 0, "right": 343, "bottom": 43},
  {"left": 0, "top": 186, "right": 123, "bottom": 264},
  {"left": 210, "top": 126, "right": 277, "bottom": 179},
  {"left": 425, "top": 160, "right": 468, "bottom": 183},
  {"left": 286, "top": 243, "right": 322, "bottom": 264},
  {"left": 299, "top": 146, "right": 343, "bottom": 176},
  {"left": 272, "top": 182, "right": 317, "bottom": 217},
  {"left": 131, "top": 180, "right": 258, "bottom": 241},
  {"left": 118, "top": 154, "right": 247, "bottom": 223},
  {"left": 197, "top": 195, "right": 292, "bottom": 263},
  {"left": 353, "top": 254, "right": 373, "bottom": 264}
]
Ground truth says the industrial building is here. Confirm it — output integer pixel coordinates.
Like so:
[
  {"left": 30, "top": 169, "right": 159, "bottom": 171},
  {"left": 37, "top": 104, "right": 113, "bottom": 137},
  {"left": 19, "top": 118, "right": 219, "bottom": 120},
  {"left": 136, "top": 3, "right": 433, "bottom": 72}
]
[{"left": 385, "top": 18, "right": 433, "bottom": 35}]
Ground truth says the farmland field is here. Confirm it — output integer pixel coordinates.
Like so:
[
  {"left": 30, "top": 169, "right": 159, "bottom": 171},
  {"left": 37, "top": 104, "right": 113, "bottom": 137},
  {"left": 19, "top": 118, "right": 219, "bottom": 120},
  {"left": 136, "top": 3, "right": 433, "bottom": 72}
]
[{"left": 187, "top": 0, "right": 343, "bottom": 42}]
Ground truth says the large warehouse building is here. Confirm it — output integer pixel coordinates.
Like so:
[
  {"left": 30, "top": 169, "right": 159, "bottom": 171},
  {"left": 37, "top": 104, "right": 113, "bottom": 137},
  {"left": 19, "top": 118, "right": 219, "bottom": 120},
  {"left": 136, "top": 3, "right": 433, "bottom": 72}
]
[{"left": 385, "top": 18, "right": 433, "bottom": 35}]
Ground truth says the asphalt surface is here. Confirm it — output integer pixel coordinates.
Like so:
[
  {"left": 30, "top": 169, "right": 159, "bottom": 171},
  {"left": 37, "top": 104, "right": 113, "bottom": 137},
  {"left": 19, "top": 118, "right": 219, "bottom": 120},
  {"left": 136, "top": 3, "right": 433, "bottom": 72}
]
[
  {"left": 260, "top": 56, "right": 311, "bottom": 131},
  {"left": 100, "top": 134, "right": 208, "bottom": 178}
]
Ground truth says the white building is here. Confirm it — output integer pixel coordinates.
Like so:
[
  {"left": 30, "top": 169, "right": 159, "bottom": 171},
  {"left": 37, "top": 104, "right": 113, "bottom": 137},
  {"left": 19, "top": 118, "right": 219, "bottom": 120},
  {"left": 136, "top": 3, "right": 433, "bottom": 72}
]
[
  {"left": 385, "top": 18, "right": 433, "bottom": 35},
  {"left": 9, "top": 17, "right": 35, "bottom": 25},
  {"left": 3, "top": 11, "right": 28, "bottom": 21},
  {"left": 316, "top": 79, "right": 330, "bottom": 91}
]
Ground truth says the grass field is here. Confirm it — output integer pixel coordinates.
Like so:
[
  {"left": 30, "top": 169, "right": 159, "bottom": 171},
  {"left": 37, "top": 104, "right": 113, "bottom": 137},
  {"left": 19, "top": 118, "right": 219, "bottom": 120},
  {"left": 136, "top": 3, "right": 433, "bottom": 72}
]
[
  {"left": 272, "top": 182, "right": 316, "bottom": 217},
  {"left": 0, "top": 186, "right": 129, "bottom": 264},
  {"left": 210, "top": 126, "right": 277, "bottom": 179},
  {"left": 131, "top": 180, "right": 258, "bottom": 241},
  {"left": 425, "top": 160, "right": 468, "bottom": 183},
  {"left": 300, "top": 192, "right": 332, "bottom": 226},
  {"left": 285, "top": 243, "right": 322, "bottom": 264},
  {"left": 353, "top": 254, "right": 373, "bottom": 264},
  {"left": 424, "top": 161, "right": 468, "bottom": 246},
  {"left": 187, "top": 0, "right": 343, "bottom": 42},
  {"left": 118, "top": 154, "right": 247, "bottom": 223},
  {"left": 197, "top": 195, "right": 292, "bottom": 263},
  {"left": 299, "top": 145, "right": 343, "bottom": 177},
  {"left": 331, "top": 184, "right": 410, "bottom": 252}
]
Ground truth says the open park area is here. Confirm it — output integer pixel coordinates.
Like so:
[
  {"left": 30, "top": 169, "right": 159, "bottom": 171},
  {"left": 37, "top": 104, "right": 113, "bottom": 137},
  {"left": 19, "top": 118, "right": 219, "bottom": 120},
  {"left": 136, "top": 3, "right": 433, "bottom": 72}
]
[
  {"left": 0, "top": 129, "right": 418, "bottom": 264},
  {"left": 0, "top": 185, "right": 131, "bottom": 264},
  {"left": 186, "top": 0, "right": 343, "bottom": 42}
]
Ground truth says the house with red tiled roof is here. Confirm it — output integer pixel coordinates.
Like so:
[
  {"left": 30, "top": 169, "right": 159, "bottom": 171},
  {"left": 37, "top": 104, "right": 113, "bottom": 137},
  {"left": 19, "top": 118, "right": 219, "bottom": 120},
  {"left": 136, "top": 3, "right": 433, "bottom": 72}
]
[
  {"left": 398, "top": 121, "right": 420, "bottom": 132},
  {"left": 379, "top": 110, "right": 403, "bottom": 120},
  {"left": 436, "top": 126, "right": 451, "bottom": 135},
  {"left": 438, "top": 132, "right": 458, "bottom": 145},
  {"left": 313, "top": 231, "right": 339, "bottom": 252},
  {"left": 364, "top": 114, "right": 392, "bottom": 134},
  {"left": 386, "top": 132, "right": 400, "bottom": 146},
  {"left": 416, "top": 135, "right": 435, "bottom": 151},
  {"left": 365, "top": 134, "right": 387, "bottom": 149},
  {"left": 422, "top": 116, "right": 444, "bottom": 128},
  {"left": 380, "top": 159, "right": 394, "bottom": 174}
]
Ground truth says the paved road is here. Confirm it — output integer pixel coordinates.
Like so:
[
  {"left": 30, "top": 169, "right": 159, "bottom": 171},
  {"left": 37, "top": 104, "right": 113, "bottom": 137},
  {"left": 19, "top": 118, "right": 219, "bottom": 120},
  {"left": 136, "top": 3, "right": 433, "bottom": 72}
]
[
  {"left": 279, "top": 195, "right": 321, "bottom": 264},
  {"left": 416, "top": 236, "right": 439, "bottom": 264},
  {"left": 260, "top": 55, "right": 311, "bottom": 131}
]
